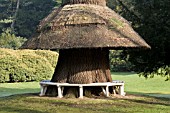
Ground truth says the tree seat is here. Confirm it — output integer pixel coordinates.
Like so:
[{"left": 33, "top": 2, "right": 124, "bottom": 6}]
[{"left": 39, "top": 80, "right": 125, "bottom": 98}]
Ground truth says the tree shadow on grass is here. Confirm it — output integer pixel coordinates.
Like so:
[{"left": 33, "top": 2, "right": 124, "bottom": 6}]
[
  {"left": 127, "top": 91, "right": 170, "bottom": 99},
  {"left": 124, "top": 97, "right": 170, "bottom": 107},
  {"left": 112, "top": 92, "right": 170, "bottom": 106},
  {"left": 111, "top": 72, "right": 137, "bottom": 76},
  {"left": 0, "top": 106, "right": 44, "bottom": 113}
]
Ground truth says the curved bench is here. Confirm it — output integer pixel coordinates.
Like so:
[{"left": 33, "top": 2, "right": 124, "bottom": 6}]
[{"left": 39, "top": 80, "right": 125, "bottom": 98}]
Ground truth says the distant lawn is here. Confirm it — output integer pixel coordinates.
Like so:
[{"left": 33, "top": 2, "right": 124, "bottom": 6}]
[
  {"left": 112, "top": 72, "right": 170, "bottom": 98},
  {"left": 0, "top": 72, "right": 170, "bottom": 98},
  {"left": 0, "top": 82, "right": 39, "bottom": 97}
]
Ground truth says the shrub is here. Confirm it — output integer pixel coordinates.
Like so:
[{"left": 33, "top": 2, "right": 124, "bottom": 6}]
[
  {"left": 109, "top": 50, "right": 134, "bottom": 72},
  {"left": 0, "top": 29, "right": 27, "bottom": 49},
  {"left": 0, "top": 70, "right": 10, "bottom": 83},
  {"left": 0, "top": 48, "right": 58, "bottom": 83}
]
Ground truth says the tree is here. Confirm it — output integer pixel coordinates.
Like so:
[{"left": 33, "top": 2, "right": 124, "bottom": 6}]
[
  {"left": 10, "top": 0, "right": 20, "bottom": 32},
  {"left": 109, "top": 50, "right": 133, "bottom": 72},
  {"left": 108, "top": 0, "right": 170, "bottom": 80},
  {"left": 22, "top": 0, "right": 149, "bottom": 97},
  {"left": 15, "top": 0, "right": 57, "bottom": 38},
  {"left": 0, "top": 29, "right": 27, "bottom": 49},
  {"left": 0, "top": 0, "right": 62, "bottom": 52},
  {"left": 0, "top": 0, "right": 57, "bottom": 38},
  {"left": 0, "top": 0, "right": 15, "bottom": 33}
]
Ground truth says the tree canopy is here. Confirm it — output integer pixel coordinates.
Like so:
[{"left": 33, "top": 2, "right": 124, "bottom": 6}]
[
  {"left": 0, "top": 0, "right": 57, "bottom": 37},
  {"left": 108, "top": 0, "right": 170, "bottom": 80}
]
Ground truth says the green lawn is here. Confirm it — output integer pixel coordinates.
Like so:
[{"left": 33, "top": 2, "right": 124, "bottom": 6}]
[
  {"left": 0, "top": 82, "right": 39, "bottom": 97},
  {"left": 112, "top": 72, "right": 170, "bottom": 98},
  {"left": 0, "top": 94, "right": 169, "bottom": 113},
  {"left": 0, "top": 72, "right": 170, "bottom": 113},
  {"left": 0, "top": 72, "right": 170, "bottom": 98}
]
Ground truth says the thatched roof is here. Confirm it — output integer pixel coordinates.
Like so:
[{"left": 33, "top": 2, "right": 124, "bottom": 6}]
[
  {"left": 62, "top": 0, "right": 106, "bottom": 6},
  {"left": 21, "top": 4, "right": 150, "bottom": 49}
]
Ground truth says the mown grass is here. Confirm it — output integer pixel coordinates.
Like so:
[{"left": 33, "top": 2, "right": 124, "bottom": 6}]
[
  {"left": 0, "top": 72, "right": 170, "bottom": 113},
  {"left": 0, "top": 82, "right": 39, "bottom": 97},
  {"left": 0, "top": 72, "right": 170, "bottom": 98},
  {"left": 112, "top": 72, "right": 170, "bottom": 98},
  {"left": 0, "top": 94, "right": 169, "bottom": 113}
]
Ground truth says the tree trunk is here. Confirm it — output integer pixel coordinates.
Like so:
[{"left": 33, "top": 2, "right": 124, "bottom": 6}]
[
  {"left": 11, "top": 0, "right": 20, "bottom": 32},
  {"left": 46, "top": 48, "right": 112, "bottom": 97}
]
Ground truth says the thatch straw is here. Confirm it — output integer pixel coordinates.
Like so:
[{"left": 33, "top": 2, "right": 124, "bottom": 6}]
[
  {"left": 21, "top": 4, "right": 150, "bottom": 49},
  {"left": 62, "top": 0, "right": 106, "bottom": 6}
]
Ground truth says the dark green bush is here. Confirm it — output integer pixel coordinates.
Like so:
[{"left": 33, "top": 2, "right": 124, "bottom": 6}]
[
  {"left": 0, "top": 48, "right": 58, "bottom": 83},
  {"left": 109, "top": 50, "right": 134, "bottom": 72}
]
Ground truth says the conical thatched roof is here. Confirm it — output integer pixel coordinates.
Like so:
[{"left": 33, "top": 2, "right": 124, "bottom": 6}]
[
  {"left": 21, "top": 2, "right": 150, "bottom": 49},
  {"left": 62, "top": 0, "right": 106, "bottom": 6}
]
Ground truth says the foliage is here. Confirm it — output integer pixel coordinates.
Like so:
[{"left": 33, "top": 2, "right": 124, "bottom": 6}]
[
  {"left": 0, "top": 48, "right": 58, "bottom": 83},
  {"left": 108, "top": 0, "right": 170, "bottom": 80},
  {"left": 15, "top": 0, "right": 58, "bottom": 37},
  {"left": 109, "top": 50, "right": 133, "bottom": 72},
  {"left": 139, "top": 65, "right": 170, "bottom": 81},
  {"left": 0, "top": 70, "right": 10, "bottom": 84},
  {"left": 0, "top": 0, "right": 169, "bottom": 80},
  {"left": 0, "top": 29, "right": 27, "bottom": 49},
  {"left": 0, "top": 0, "right": 58, "bottom": 38},
  {"left": 0, "top": 0, "right": 14, "bottom": 33}
]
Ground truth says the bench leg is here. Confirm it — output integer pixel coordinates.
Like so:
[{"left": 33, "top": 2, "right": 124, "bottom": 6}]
[
  {"left": 79, "top": 86, "right": 83, "bottom": 99},
  {"left": 101, "top": 87, "right": 106, "bottom": 95},
  {"left": 106, "top": 86, "right": 109, "bottom": 97},
  {"left": 61, "top": 87, "right": 64, "bottom": 94},
  {"left": 112, "top": 86, "right": 116, "bottom": 95},
  {"left": 39, "top": 85, "right": 47, "bottom": 96},
  {"left": 57, "top": 86, "right": 63, "bottom": 98},
  {"left": 119, "top": 85, "right": 125, "bottom": 96}
]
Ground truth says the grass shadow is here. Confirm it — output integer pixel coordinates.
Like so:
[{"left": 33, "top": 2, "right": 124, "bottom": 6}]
[
  {"left": 0, "top": 106, "right": 44, "bottom": 113},
  {"left": 127, "top": 91, "right": 170, "bottom": 99},
  {"left": 124, "top": 96, "right": 170, "bottom": 107},
  {"left": 111, "top": 72, "right": 137, "bottom": 76},
  {"left": 0, "top": 93, "right": 169, "bottom": 113}
]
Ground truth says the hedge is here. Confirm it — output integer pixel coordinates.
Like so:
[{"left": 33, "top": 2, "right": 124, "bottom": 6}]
[{"left": 0, "top": 48, "right": 58, "bottom": 83}]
